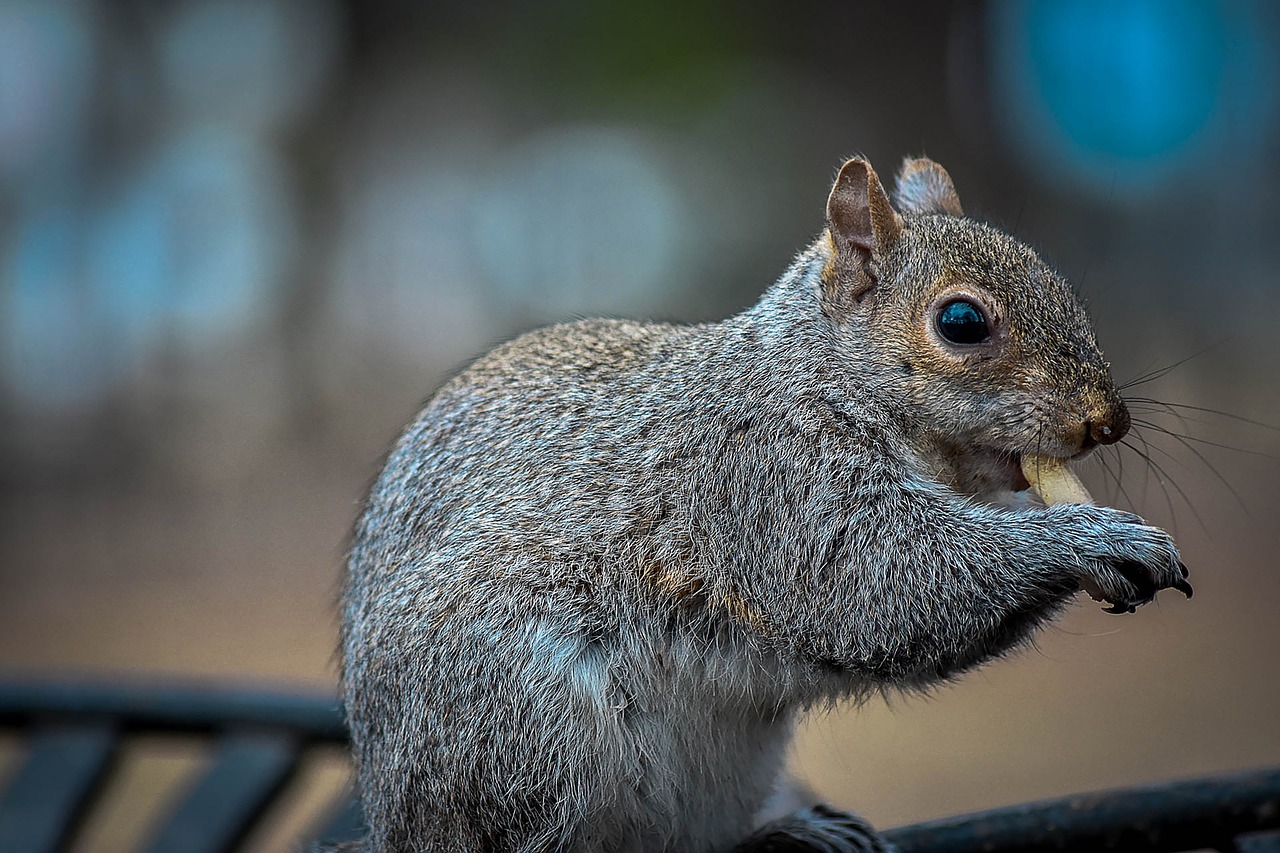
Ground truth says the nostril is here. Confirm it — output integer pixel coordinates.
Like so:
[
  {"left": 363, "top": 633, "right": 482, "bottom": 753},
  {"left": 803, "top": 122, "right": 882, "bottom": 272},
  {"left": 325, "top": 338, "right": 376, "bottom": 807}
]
[
  {"left": 1091, "top": 420, "right": 1123, "bottom": 446},
  {"left": 1081, "top": 421, "right": 1099, "bottom": 450}
]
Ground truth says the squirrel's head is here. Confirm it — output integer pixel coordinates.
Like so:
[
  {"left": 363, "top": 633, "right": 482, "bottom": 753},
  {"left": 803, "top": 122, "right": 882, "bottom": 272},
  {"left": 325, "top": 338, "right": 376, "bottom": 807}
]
[{"left": 821, "top": 155, "right": 1128, "bottom": 498}]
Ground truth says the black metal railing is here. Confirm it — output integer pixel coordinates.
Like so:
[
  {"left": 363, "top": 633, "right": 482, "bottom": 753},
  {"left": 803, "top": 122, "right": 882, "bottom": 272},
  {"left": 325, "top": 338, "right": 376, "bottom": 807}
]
[
  {"left": 1, "top": 679, "right": 1277, "bottom": 852},
  {"left": 885, "top": 767, "right": 1280, "bottom": 852},
  {"left": 0, "top": 680, "right": 359, "bottom": 853}
]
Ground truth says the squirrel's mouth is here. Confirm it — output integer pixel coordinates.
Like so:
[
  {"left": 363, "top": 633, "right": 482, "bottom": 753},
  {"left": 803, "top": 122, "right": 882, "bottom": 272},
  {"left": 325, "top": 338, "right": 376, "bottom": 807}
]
[
  {"left": 985, "top": 449, "right": 1030, "bottom": 494},
  {"left": 1006, "top": 452, "right": 1032, "bottom": 492},
  {"left": 944, "top": 446, "right": 1031, "bottom": 507},
  {"left": 998, "top": 446, "right": 1097, "bottom": 497},
  {"left": 941, "top": 444, "right": 1092, "bottom": 507}
]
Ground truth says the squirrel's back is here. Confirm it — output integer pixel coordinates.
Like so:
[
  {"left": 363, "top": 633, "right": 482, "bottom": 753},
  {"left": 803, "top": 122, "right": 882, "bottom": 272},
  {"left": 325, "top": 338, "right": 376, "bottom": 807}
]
[{"left": 352, "top": 317, "right": 720, "bottom": 568}]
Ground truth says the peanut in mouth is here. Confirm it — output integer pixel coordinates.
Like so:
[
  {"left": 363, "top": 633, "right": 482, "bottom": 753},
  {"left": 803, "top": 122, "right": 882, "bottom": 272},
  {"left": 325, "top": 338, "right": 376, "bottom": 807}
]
[{"left": 1019, "top": 454, "right": 1092, "bottom": 506}]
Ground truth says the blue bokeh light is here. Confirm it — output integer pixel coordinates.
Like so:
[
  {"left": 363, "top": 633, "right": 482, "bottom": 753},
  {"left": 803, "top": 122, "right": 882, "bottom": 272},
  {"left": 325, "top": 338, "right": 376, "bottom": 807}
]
[
  {"left": 990, "top": 0, "right": 1272, "bottom": 193},
  {"left": 1029, "top": 0, "right": 1225, "bottom": 161}
]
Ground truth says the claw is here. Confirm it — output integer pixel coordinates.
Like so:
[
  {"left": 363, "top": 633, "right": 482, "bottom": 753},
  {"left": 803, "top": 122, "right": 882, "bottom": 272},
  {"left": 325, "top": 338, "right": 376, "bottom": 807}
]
[
  {"left": 1115, "top": 560, "right": 1159, "bottom": 600},
  {"left": 1178, "top": 560, "right": 1190, "bottom": 578},
  {"left": 1173, "top": 576, "right": 1194, "bottom": 599},
  {"left": 1103, "top": 601, "right": 1130, "bottom": 614}
]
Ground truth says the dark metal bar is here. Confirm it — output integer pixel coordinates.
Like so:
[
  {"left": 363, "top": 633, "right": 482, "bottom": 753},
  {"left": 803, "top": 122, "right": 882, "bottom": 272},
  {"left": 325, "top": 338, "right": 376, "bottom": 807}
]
[
  {"left": 885, "top": 766, "right": 1280, "bottom": 853},
  {"left": 0, "top": 679, "right": 346, "bottom": 743},
  {"left": 0, "top": 723, "right": 118, "bottom": 853},
  {"left": 5, "top": 680, "right": 1280, "bottom": 852},
  {"left": 311, "top": 790, "right": 366, "bottom": 845},
  {"left": 1236, "top": 829, "right": 1280, "bottom": 852},
  {"left": 143, "top": 732, "right": 300, "bottom": 853}
]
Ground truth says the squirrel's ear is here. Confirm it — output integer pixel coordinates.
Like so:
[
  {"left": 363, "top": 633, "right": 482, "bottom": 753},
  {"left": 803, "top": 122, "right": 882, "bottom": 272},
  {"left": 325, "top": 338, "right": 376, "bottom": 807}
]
[
  {"left": 825, "top": 157, "right": 903, "bottom": 301},
  {"left": 893, "top": 157, "right": 963, "bottom": 217}
]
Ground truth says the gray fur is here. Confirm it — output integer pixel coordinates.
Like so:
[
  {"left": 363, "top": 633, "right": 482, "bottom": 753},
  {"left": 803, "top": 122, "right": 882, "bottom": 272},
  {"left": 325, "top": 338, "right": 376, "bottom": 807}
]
[{"left": 341, "top": 156, "right": 1186, "bottom": 852}]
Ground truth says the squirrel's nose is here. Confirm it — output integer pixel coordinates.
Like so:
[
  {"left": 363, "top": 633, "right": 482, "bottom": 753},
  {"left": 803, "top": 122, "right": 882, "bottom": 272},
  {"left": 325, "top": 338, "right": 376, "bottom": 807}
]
[{"left": 1083, "top": 401, "right": 1130, "bottom": 449}]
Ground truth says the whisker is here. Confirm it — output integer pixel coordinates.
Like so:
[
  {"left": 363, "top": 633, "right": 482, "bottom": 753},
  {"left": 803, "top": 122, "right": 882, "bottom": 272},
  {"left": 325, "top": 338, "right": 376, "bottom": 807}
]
[
  {"left": 1113, "top": 439, "right": 1127, "bottom": 502},
  {"left": 1112, "top": 447, "right": 1138, "bottom": 510},
  {"left": 1119, "top": 432, "right": 1177, "bottom": 527},
  {"left": 1092, "top": 447, "right": 1117, "bottom": 504},
  {"left": 1128, "top": 413, "right": 1276, "bottom": 458},
  {"left": 1034, "top": 423, "right": 1045, "bottom": 488},
  {"left": 1128, "top": 419, "right": 1249, "bottom": 512},
  {"left": 1127, "top": 398, "right": 1280, "bottom": 433},
  {"left": 1093, "top": 446, "right": 1137, "bottom": 510},
  {"left": 1149, "top": 430, "right": 1276, "bottom": 460},
  {"left": 1116, "top": 341, "right": 1223, "bottom": 391},
  {"left": 1123, "top": 429, "right": 1209, "bottom": 536},
  {"left": 1130, "top": 427, "right": 1191, "bottom": 468},
  {"left": 1125, "top": 398, "right": 1197, "bottom": 432}
]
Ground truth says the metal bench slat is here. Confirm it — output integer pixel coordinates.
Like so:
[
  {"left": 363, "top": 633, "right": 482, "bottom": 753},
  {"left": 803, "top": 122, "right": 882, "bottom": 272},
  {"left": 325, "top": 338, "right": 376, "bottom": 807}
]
[
  {"left": 311, "top": 790, "right": 365, "bottom": 845},
  {"left": 1238, "top": 829, "right": 1280, "bottom": 852},
  {"left": 886, "top": 766, "right": 1280, "bottom": 853},
  {"left": 144, "top": 732, "right": 299, "bottom": 853},
  {"left": 0, "top": 723, "right": 117, "bottom": 853},
  {"left": 0, "top": 680, "right": 346, "bottom": 742}
]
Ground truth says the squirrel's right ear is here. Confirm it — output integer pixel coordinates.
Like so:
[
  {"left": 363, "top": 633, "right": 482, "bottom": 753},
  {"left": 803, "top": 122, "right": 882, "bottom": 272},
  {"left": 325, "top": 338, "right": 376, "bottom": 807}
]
[
  {"left": 893, "top": 157, "right": 963, "bottom": 216},
  {"left": 825, "top": 157, "right": 903, "bottom": 302}
]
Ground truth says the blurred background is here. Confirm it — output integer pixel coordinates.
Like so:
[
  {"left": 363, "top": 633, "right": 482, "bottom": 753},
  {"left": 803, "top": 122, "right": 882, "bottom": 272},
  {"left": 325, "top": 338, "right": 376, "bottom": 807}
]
[{"left": 2, "top": 0, "right": 1279, "bottom": 848}]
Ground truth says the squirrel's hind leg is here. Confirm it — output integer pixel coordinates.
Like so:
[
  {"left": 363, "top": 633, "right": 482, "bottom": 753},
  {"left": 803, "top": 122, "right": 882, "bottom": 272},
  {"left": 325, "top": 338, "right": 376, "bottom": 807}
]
[{"left": 734, "top": 805, "right": 895, "bottom": 853}]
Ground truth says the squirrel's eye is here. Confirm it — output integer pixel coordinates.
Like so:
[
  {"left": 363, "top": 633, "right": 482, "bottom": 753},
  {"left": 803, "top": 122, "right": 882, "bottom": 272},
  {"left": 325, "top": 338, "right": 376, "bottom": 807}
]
[{"left": 936, "top": 299, "right": 991, "bottom": 345}]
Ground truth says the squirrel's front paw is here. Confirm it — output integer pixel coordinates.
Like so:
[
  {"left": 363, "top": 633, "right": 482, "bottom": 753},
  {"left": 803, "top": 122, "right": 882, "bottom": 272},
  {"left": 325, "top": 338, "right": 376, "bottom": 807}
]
[
  {"left": 1091, "top": 554, "right": 1193, "bottom": 614},
  {"left": 1059, "top": 506, "right": 1193, "bottom": 614}
]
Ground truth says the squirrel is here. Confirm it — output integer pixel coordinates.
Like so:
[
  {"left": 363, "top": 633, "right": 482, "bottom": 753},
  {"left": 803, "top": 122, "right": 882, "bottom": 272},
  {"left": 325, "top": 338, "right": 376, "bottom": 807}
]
[{"left": 340, "top": 154, "right": 1194, "bottom": 852}]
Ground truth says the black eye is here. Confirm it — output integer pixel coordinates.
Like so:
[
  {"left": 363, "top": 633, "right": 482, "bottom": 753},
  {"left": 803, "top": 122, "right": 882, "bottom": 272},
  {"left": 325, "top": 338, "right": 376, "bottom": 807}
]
[{"left": 936, "top": 299, "right": 991, "bottom": 345}]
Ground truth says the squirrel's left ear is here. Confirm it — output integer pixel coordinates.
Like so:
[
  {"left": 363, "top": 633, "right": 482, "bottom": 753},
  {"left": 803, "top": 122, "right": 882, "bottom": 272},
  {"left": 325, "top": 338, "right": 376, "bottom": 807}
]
[
  {"left": 826, "top": 157, "right": 903, "bottom": 302},
  {"left": 893, "top": 157, "right": 963, "bottom": 216}
]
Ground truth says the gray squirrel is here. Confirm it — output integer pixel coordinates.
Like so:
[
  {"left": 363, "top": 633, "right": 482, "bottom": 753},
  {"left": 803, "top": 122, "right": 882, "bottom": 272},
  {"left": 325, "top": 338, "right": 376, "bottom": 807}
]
[{"left": 340, "top": 155, "right": 1193, "bottom": 852}]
